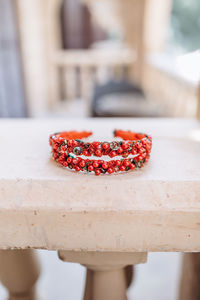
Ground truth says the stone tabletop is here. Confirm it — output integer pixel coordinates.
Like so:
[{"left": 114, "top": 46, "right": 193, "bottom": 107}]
[{"left": 0, "top": 118, "right": 200, "bottom": 251}]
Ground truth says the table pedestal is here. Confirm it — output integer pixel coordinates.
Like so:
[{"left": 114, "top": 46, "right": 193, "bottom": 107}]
[{"left": 59, "top": 251, "right": 147, "bottom": 300}]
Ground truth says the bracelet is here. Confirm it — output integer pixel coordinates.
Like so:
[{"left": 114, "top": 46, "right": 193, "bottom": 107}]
[{"left": 49, "top": 130, "right": 152, "bottom": 175}]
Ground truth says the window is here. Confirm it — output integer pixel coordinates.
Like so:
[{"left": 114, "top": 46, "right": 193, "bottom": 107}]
[{"left": 169, "top": 0, "right": 200, "bottom": 53}]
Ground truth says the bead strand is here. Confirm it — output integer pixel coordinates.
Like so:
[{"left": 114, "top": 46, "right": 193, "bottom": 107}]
[{"left": 49, "top": 130, "right": 152, "bottom": 175}]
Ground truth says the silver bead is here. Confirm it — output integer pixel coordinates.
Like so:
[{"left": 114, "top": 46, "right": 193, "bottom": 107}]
[
  {"left": 110, "top": 142, "right": 120, "bottom": 150},
  {"left": 73, "top": 146, "right": 83, "bottom": 155}
]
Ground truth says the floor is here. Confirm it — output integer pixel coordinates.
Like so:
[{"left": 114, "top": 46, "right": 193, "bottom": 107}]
[{"left": 0, "top": 251, "right": 182, "bottom": 300}]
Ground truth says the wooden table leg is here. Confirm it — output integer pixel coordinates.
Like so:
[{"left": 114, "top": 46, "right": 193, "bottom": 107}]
[
  {"left": 58, "top": 251, "right": 147, "bottom": 300},
  {"left": 179, "top": 253, "right": 200, "bottom": 300},
  {"left": 0, "top": 249, "right": 40, "bottom": 300}
]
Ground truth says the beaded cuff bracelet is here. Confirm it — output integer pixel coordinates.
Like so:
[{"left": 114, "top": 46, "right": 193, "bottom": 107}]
[{"left": 49, "top": 130, "right": 152, "bottom": 175}]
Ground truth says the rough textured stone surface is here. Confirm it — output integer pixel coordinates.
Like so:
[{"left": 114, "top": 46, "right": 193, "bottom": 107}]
[{"left": 0, "top": 118, "right": 199, "bottom": 251}]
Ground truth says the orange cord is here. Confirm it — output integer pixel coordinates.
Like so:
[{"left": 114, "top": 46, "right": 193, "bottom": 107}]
[{"left": 57, "top": 131, "right": 92, "bottom": 140}]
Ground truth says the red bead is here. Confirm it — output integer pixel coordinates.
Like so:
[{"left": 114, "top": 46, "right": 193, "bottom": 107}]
[
  {"left": 63, "top": 161, "right": 68, "bottom": 167},
  {"left": 89, "top": 145, "right": 95, "bottom": 154},
  {"left": 68, "top": 140, "right": 73, "bottom": 147},
  {"left": 88, "top": 165, "right": 94, "bottom": 172},
  {"left": 102, "top": 143, "right": 110, "bottom": 150},
  {"left": 75, "top": 166, "right": 81, "bottom": 172},
  {"left": 134, "top": 156, "right": 139, "bottom": 161},
  {"left": 109, "top": 151, "right": 117, "bottom": 158},
  {"left": 136, "top": 142, "right": 142, "bottom": 148},
  {"left": 123, "top": 159, "right": 130, "bottom": 167},
  {"left": 83, "top": 150, "right": 89, "bottom": 156},
  {"left": 142, "top": 139, "right": 147, "bottom": 145},
  {"left": 79, "top": 160, "right": 86, "bottom": 168},
  {"left": 122, "top": 142, "right": 129, "bottom": 150},
  {"left": 102, "top": 162, "right": 109, "bottom": 169},
  {"left": 140, "top": 147, "right": 145, "bottom": 153},
  {"left": 61, "top": 146, "right": 66, "bottom": 152},
  {"left": 146, "top": 145, "right": 151, "bottom": 152},
  {"left": 59, "top": 154, "right": 65, "bottom": 160},
  {"left": 53, "top": 144, "right": 59, "bottom": 151},
  {"left": 93, "top": 161, "right": 99, "bottom": 168},
  {"left": 98, "top": 160, "right": 104, "bottom": 165},
  {"left": 95, "top": 169, "right": 101, "bottom": 176},
  {"left": 119, "top": 165, "right": 126, "bottom": 172},
  {"left": 117, "top": 147, "right": 123, "bottom": 154},
  {"left": 67, "top": 157, "right": 72, "bottom": 163},
  {"left": 130, "top": 163, "right": 136, "bottom": 170},
  {"left": 138, "top": 155, "right": 143, "bottom": 160},
  {"left": 132, "top": 148, "right": 137, "bottom": 155},
  {"left": 57, "top": 157, "right": 63, "bottom": 164},
  {"left": 115, "top": 160, "right": 121, "bottom": 166},
  {"left": 92, "top": 141, "right": 100, "bottom": 148},
  {"left": 95, "top": 149, "right": 102, "bottom": 157},
  {"left": 72, "top": 158, "right": 78, "bottom": 165},
  {"left": 53, "top": 153, "right": 58, "bottom": 160},
  {"left": 107, "top": 167, "right": 114, "bottom": 174}
]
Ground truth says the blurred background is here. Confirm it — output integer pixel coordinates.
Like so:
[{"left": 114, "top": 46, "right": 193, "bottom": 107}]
[
  {"left": 0, "top": 0, "right": 199, "bottom": 299},
  {"left": 0, "top": 0, "right": 199, "bottom": 119}
]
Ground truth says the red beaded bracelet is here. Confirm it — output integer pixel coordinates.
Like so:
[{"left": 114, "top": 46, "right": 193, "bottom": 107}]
[{"left": 49, "top": 130, "right": 152, "bottom": 175}]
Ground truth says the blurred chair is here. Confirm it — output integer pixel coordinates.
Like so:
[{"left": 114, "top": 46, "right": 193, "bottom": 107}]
[{"left": 91, "top": 80, "right": 165, "bottom": 118}]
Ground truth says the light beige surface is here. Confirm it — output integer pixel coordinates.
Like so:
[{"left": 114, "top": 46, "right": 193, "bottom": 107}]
[{"left": 0, "top": 118, "right": 200, "bottom": 251}]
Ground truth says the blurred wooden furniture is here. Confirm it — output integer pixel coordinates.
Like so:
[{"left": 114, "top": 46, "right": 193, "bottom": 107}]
[
  {"left": 53, "top": 48, "right": 135, "bottom": 103},
  {"left": 14, "top": 0, "right": 173, "bottom": 116},
  {"left": 0, "top": 118, "right": 200, "bottom": 299},
  {"left": 14, "top": 0, "right": 135, "bottom": 116},
  {"left": 14, "top": 0, "right": 197, "bottom": 119},
  {"left": 91, "top": 80, "right": 164, "bottom": 117},
  {"left": 84, "top": 0, "right": 172, "bottom": 83}
]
